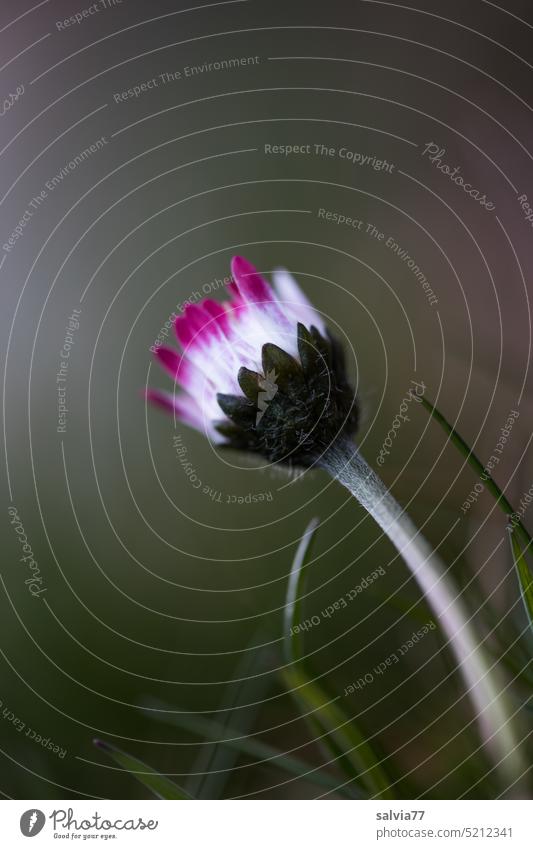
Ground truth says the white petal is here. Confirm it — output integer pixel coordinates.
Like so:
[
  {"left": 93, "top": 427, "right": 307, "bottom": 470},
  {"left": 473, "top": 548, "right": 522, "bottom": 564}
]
[{"left": 272, "top": 268, "right": 326, "bottom": 334}]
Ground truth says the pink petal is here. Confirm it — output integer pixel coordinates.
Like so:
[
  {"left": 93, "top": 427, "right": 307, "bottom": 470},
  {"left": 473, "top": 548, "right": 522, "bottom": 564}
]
[
  {"left": 202, "top": 298, "right": 230, "bottom": 334},
  {"left": 174, "top": 313, "right": 195, "bottom": 349},
  {"left": 154, "top": 345, "right": 181, "bottom": 379},
  {"left": 145, "top": 389, "right": 178, "bottom": 415},
  {"left": 156, "top": 351, "right": 206, "bottom": 395},
  {"left": 146, "top": 389, "right": 207, "bottom": 434},
  {"left": 231, "top": 256, "right": 274, "bottom": 305},
  {"left": 228, "top": 280, "right": 242, "bottom": 302},
  {"left": 175, "top": 303, "right": 217, "bottom": 349}
]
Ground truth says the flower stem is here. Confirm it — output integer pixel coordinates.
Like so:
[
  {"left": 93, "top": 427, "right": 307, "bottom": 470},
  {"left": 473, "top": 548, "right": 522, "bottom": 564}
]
[{"left": 320, "top": 438, "right": 527, "bottom": 791}]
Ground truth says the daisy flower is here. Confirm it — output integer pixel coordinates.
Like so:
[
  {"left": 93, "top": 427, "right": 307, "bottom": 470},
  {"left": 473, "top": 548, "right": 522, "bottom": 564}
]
[
  {"left": 147, "top": 255, "right": 525, "bottom": 789},
  {"left": 148, "top": 256, "right": 358, "bottom": 464}
]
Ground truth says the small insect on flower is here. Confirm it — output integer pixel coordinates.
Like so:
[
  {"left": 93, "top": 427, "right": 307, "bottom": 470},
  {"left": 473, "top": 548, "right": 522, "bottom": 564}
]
[{"left": 148, "top": 257, "right": 358, "bottom": 466}]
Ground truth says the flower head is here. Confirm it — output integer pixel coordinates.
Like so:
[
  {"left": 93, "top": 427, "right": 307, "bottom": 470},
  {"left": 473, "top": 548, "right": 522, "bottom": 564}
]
[{"left": 148, "top": 256, "right": 358, "bottom": 466}]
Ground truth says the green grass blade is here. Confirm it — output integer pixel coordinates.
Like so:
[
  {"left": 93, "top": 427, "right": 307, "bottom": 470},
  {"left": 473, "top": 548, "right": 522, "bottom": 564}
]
[
  {"left": 420, "top": 396, "right": 533, "bottom": 676},
  {"left": 420, "top": 397, "right": 520, "bottom": 517},
  {"left": 367, "top": 587, "right": 432, "bottom": 627},
  {"left": 187, "top": 628, "right": 272, "bottom": 800},
  {"left": 282, "top": 519, "right": 395, "bottom": 799},
  {"left": 508, "top": 528, "right": 533, "bottom": 634},
  {"left": 420, "top": 397, "right": 533, "bottom": 544},
  {"left": 93, "top": 739, "right": 192, "bottom": 799},
  {"left": 281, "top": 666, "right": 394, "bottom": 799},
  {"left": 284, "top": 517, "right": 320, "bottom": 665},
  {"left": 140, "top": 703, "right": 353, "bottom": 797}
]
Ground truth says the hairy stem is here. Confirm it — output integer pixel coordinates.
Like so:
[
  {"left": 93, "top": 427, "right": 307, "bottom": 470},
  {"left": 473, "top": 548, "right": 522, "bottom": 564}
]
[{"left": 320, "top": 439, "right": 527, "bottom": 793}]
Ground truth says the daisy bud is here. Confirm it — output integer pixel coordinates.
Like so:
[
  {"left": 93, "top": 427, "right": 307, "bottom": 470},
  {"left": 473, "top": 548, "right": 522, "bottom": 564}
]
[{"left": 149, "top": 256, "right": 358, "bottom": 465}]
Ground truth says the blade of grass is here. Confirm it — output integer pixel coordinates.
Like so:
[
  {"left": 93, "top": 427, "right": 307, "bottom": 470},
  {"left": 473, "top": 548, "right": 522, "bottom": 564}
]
[
  {"left": 366, "top": 586, "right": 432, "bottom": 627},
  {"left": 283, "top": 516, "right": 320, "bottom": 664},
  {"left": 508, "top": 527, "right": 533, "bottom": 635},
  {"left": 421, "top": 396, "right": 533, "bottom": 658},
  {"left": 420, "top": 396, "right": 532, "bottom": 549},
  {"left": 140, "top": 702, "right": 354, "bottom": 797},
  {"left": 281, "top": 665, "right": 395, "bottom": 799},
  {"left": 93, "top": 739, "right": 192, "bottom": 799},
  {"left": 282, "top": 518, "right": 395, "bottom": 799},
  {"left": 188, "top": 629, "right": 273, "bottom": 799}
]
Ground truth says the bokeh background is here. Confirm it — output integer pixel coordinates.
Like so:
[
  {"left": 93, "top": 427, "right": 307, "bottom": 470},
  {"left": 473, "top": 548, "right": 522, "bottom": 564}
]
[{"left": 1, "top": 0, "right": 532, "bottom": 799}]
